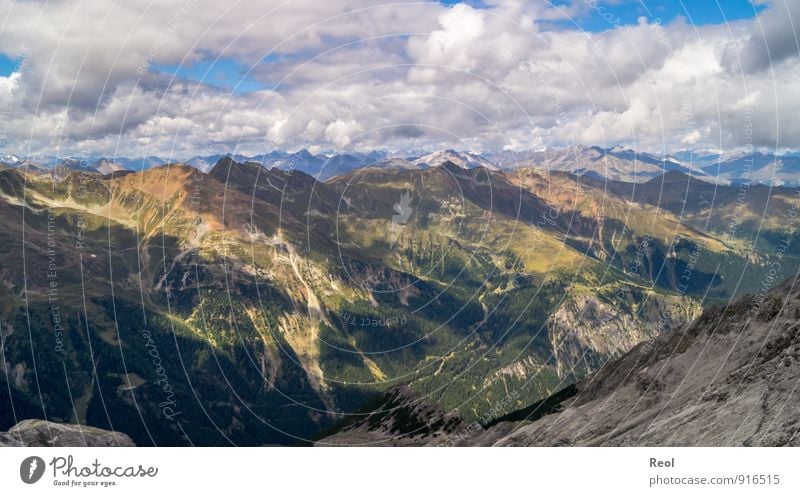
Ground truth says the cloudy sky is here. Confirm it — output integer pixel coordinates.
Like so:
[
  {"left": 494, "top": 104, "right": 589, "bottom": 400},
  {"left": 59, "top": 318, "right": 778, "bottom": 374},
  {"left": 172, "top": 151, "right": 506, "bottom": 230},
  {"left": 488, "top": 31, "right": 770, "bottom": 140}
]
[{"left": 0, "top": 0, "right": 798, "bottom": 159}]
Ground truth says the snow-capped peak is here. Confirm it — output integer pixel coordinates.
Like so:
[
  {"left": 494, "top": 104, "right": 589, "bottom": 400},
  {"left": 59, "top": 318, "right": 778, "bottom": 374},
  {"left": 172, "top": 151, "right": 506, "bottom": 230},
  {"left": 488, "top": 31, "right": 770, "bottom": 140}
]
[{"left": 412, "top": 150, "right": 498, "bottom": 170}]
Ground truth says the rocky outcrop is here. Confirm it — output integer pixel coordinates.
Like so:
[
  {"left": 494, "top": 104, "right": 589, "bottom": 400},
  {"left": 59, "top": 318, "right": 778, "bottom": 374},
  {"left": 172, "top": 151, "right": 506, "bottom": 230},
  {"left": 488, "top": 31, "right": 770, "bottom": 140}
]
[
  {"left": 494, "top": 278, "right": 800, "bottom": 446},
  {"left": 0, "top": 419, "right": 135, "bottom": 447},
  {"left": 316, "top": 386, "right": 478, "bottom": 446},
  {"left": 548, "top": 285, "right": 701, "bottom": 380}
]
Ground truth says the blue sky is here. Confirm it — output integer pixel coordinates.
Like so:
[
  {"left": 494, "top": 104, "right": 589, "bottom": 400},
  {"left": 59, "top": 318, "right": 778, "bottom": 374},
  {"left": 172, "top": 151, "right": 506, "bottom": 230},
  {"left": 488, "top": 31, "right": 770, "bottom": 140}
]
[
  {"left": 569, "top": 0, "right": 764, "bottom": 31},
  {"left": 152, "top": 58, "right": 266, "bottom": 94},
  {"left": 0, "top": 52, "right": 24, "bottom": 78},
  {"left": 441, "top": 0, "right": 763, "bottom": 30}
]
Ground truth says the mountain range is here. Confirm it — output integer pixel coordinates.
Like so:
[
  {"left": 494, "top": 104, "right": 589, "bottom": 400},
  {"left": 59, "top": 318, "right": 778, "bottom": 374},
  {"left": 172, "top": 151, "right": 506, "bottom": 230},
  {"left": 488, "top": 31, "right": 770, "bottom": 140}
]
[
  {"left": 0, "top": 155, "right": 798, "bottom": 445},
  {"left": 3, "top": 146, "right": 800, "bottom": 186}
]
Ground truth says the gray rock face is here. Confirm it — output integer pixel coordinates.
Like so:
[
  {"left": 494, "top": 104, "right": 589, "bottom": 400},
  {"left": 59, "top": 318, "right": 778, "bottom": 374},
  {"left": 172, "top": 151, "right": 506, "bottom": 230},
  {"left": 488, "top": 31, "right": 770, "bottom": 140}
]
[
  {"left": 547, "top": 289, "right": 701, "bottom": 380},
  {"left": 493, "top": 279, "right": 800, "bottom": 446},
  {"left": 0, "top": 419, "right": 135, "bottom": 447}
]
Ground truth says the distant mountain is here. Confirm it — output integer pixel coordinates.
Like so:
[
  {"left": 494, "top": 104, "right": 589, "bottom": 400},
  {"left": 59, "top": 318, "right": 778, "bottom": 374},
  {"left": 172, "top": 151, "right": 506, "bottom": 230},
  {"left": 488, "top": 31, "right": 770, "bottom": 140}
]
[
  {"left": 484, "top": 149, "right": 541, "bottom": 168},
  {"left": 306, "top": 152, "right": 373, "bottom": 179},
  {"left": 671, "top": 149, "right": 724, "bottom": 165},
  {"left": 106, "top": 156, "right": 168, "bottom": 171},
  {"left": 51, "top": 158, "right": 103, "bottom": 175},
  {"left": 488, "top": 145, "right": 716, "bottom": 183},
  {"left": 3, "top": 159, "right": 50, "bottom": 174},
  {"left": 4, "top": 147, "right": 799, "bottom": 185},
  {"left": 412, "top": 149, "right": 498, "bottom": 170},
  {"left": 185, "top": 153, "right": 252, "bottom": 172},
  {"left": 49, "top": 157, "right": 130, "bottom": 175},
  {"left": 0, "top": 154, "right": 21, "bottom": 165},
  {"left": 53, "top": 157, "right": 132, "bottom": 175},
  {"left": 700, "top": 152, "right": 800, "bottom": 186},
  {"left": 265, "top": 148, "right": 328, "bottom": 176},
  {"left": 93, "top": 158, "right": 127, "bottom": 175},
  {"left": 265, "top": 149, "right": 394, "bottom": 180},
  {"left": 368, "top": 157, "right": 419, "bottom": 170},
  {"left": 0, "top": 155, "right": 167, "bottom": 174}
]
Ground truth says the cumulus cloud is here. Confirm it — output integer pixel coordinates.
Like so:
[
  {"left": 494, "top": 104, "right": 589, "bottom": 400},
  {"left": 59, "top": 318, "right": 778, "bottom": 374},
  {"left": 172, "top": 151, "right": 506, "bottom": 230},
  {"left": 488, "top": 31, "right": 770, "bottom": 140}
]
[
  {"left": 0, "top": 0, "right": 798, "bottom": 157},
  {"left": 722, "top": 0, "right": 800, "bottom": 74}
]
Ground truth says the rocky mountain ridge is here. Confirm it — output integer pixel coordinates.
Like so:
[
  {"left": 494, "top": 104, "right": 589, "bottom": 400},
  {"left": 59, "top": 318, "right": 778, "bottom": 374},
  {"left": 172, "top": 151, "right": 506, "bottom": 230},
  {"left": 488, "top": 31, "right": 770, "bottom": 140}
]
[{"left": 4, "top": 147, "right": 799, "bottom": 185}]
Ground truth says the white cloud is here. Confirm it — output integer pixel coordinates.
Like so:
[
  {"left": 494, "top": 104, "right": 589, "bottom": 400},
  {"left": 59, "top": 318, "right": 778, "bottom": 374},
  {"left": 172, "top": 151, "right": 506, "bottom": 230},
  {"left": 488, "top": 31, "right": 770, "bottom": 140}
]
[
  {"left": 722, "top": 0, "right": 800, "bottom": 73},
  {"left": 0, "top": 0, "right": 798, "bottom": 157}
]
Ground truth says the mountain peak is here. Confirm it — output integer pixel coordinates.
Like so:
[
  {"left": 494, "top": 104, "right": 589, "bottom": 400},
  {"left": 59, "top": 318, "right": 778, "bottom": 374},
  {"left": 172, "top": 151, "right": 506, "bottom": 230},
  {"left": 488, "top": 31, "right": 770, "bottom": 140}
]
[{"left": 209, "top": 155, "right": 246, "bottom": 176}]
